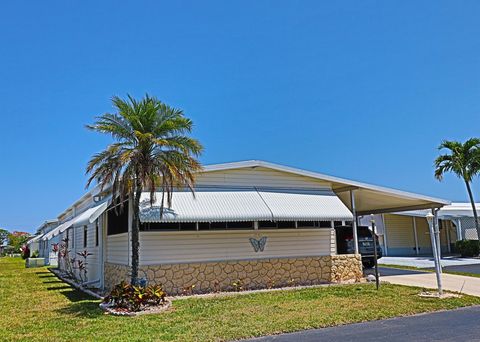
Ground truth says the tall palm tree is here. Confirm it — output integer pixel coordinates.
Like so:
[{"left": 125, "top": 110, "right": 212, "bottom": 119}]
[
  {"left": 86, "top": 94, "right": 203, "bottom": 284},
  {"left": 434, "top": 138, "right": 480, "bottom": 239}
]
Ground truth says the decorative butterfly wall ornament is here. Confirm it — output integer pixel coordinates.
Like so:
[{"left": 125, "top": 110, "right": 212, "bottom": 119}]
[{"left": 249, "top": 237, "right": 267, "bottom": 252}]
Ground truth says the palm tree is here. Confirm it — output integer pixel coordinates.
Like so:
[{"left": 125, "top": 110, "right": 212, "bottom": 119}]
[
  {"left": 434, "top": 138, "right": 480, "bottom": 239},
  {"left": 86, "top": 94, "right": 203, "bottom": 284}
]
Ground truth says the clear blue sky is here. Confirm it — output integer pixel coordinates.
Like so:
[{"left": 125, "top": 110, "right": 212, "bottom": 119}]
[{"left": 1, "top": 1, "right": 480, "bottom": 233}]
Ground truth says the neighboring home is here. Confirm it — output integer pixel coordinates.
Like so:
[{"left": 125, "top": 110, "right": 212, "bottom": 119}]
[
  {"left": 36, "top": 160, "right": 448, "bottom": 294},
  {"left": 27, "top": 220, "right": 59, "bottom": 264},
  {"left": 361, "top": 203, "right": 480, "bottom": 257}
]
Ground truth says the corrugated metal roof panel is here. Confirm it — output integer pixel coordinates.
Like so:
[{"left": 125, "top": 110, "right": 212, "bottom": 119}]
[
  {"left": 258, "top": 188, "right": 353, "bottom": 221},
  {"left": 139, "top": 187, "right": 353, "bottom": 223},
  {"left": 140, "top": 188, "right": 272, "bottom": 222}
]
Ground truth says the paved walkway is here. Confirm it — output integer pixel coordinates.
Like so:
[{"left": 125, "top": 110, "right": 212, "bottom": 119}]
[
  {"left": 245, "top": 306, "right": 480, "bottom": 341},
  {"left": 381, "top": 269, "right": 480, "bottom": 297}
]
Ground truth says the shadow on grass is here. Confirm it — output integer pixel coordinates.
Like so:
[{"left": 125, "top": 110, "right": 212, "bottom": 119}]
[
  {"left": 38, "top": 274, "right": 56, "bottom": 278},
  {"left": 47, "top": 285, "right": 72, "bottom": 291},
  {"left": 55, "top": 300, "right": 104, "bottom": 319},
  {"left": 57, "top": 288, "right": 95, "bottom": 303},
  {"left": 42, "top": 280, "right": 64, "bottom": 284}
]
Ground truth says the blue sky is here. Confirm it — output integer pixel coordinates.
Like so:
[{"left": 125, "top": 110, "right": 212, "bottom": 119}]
[{"left": 1, "top": 1, "right": 480, "bottom": 233}]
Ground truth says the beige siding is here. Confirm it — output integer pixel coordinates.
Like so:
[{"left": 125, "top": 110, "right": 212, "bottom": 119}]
[
  {"left": 414, "top": 217, "right": 431, "bottom": 250},
  {"left": 139, "top": 229, "right": 334, "bottom": 265},
  {"left": 196, "top": 167, "right": 330, "bottom": 189},
  {"left": 106, "top": 233, "right": 128, "bottom": 265},
  {"left": 384, "top": 214, "right": 415, "bottom": 248}
]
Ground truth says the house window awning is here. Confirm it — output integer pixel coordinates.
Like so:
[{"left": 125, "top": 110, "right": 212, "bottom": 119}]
[
  {"left": 139, "top": 187, "right": 353, "bottom": 223},
  {"left": 42, "top": 217, "right": 76, "bottom": 241},
  {"left": 72, "top": 200, "right": 110, "bottom": 227},
  {"left": 42, "top": 199, "right": 110, "bottom": 241}
]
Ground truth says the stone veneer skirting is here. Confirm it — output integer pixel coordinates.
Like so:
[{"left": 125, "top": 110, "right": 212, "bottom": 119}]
[{"left": 104, "top": 255, "right": 362, "bottom": 295}]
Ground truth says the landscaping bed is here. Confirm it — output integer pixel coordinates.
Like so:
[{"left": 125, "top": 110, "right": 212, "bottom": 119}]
[{"left": 2, "top": 257, "right": 480, "bottom": 341}]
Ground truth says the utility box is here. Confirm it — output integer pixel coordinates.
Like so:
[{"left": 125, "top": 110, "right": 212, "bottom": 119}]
[{"left": 26, "top": 258, "right": 46, "bottom": 268}]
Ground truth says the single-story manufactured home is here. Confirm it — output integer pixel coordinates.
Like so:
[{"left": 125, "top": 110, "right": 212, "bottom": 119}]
[
  {"left": 30, "top": 160, "right": 450, "bottom": 294},
  {"left": 27, "top": 219, "right": 58, "bottom": 264}
]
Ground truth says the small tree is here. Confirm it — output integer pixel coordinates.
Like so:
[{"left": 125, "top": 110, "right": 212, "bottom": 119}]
[
  {"left": 0, "top": 228, "right": 9, "bottom": 246},
  {"left": 86, "top": 94, "right": 203, "bottom": 284},
  {"left": 434, "top": 138, "right": 480, "bottom": 239},
  {"left": 7, "top": 231, "right": 30, "bottom": 252}
]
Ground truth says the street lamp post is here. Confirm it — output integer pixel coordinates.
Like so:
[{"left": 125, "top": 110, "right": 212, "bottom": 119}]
[{"left": 426, "top": 212, "right": 443, "bottom": 296}]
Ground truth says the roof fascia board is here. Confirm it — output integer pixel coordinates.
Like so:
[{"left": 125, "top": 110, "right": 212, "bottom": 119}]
[{"left": 357, "top": 204, "right": 445, "bottom": 216}]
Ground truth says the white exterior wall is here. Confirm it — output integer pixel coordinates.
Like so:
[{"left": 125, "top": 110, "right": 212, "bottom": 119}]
[
  {"left": 139, "top": 228, "right": 335, "bottom": 265},
  {"left": 69, "top": 219, "right": 102, "bottom": 283}
]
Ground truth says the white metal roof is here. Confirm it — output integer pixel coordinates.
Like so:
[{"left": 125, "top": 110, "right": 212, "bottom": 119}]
[
  {"left": 42, "top": 217, "right": 76, "bottom": 240},
  {"left": 203, "top": 160, "right": 450, "bottom": 214},
  {"left": 72, "top": 199, "right": 110, "bottom": 227},
  {"left": 42, "top": 199, "right": 110, "bottom": 240},
  {"left": 257, "top": 188, "right": 353, "bottom": 221},
  {"left": 398, "top": 202, "right": 480, "bottom": 219},
  {"left": 27, "top": 234, "right": 43, "bottom": 245},
  {"left": 139, "top": 187, "right": 353, "bottom": 223}
]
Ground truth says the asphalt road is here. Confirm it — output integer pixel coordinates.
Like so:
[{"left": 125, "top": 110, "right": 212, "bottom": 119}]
[
  {"left": 441, "top": 264, "right": 480, "bottom": 275},
  {"left": 244, "top": 306, "right": 480, "bottom": 342}
]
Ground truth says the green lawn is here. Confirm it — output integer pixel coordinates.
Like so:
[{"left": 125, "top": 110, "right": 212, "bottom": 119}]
[{"left": 2, "top": 258, "right": 480, "bottom": 342}]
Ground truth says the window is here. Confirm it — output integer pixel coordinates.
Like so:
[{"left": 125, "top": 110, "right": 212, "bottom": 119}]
[
  {"left": 179, "top": 222, "right": 197, "bottom": 231},
  {"left": 258, "top": 221, "right": 296, "bottom": 229},
  {"left": 318, "top": 221, "right": 332, "bottom": 228},
  {"left": 334, "top": 221, "right": 343, "bottom": 227},
  {"left": 258, "top": 221, "right": 277, "bottom": 229},
  {"left": 209, "top": 222, "right": 228, "bottom": 230},
  {"left": 141, "top": 222, "right": 179, "bottom": 231},
  {"left": 297, "top": 221, "right": 316, "bottom": 228},
  {"left": 95, "top": 221, "right": 99, "bottom": 247},
  {"left": 83, "top": 226, "right": 88, "bottom": 248},
  {"left": 226, "top": 221, "right": 254, "bottom": 229},
  {"left": 107, "top": 208, "right": 128, "bottom": 235},
  {"left": 198, "top": 222, "right": 210, "bottom": 230},
  {"left": 277, "top": 221, "right": 295, "bottom": 229}
]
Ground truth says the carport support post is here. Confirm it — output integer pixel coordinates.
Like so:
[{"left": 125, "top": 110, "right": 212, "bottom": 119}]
[
  {"left": 427, "top": 212, "right": 443, "bottom": 296},
  {"left": 433, "top": 209, "right": 442, "bottom": 274},
  {"left": 350, "top": 190, "right": 359, "bottom": 254}
]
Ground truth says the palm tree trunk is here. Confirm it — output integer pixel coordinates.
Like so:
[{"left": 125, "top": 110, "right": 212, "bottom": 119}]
[
  {"left": 464, "top": 180, "right": 480, "bottom": 239},
  {"left": 130, "top": 180, "right": 142, "bottom": 285}
]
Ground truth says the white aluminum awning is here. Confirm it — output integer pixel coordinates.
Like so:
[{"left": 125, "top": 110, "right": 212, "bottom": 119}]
[
  {"left": 42, "top": 199, "right": 110, "bottom": 240},
  {"left": 42, "top": 217, "right": 76, "bottom": 240},
  {"left": 72, "top": 200, "right": 110, "bottom": 227},
  {"left": 27, "top": 234, "right": 43, "bottom": 245},
  {"left": 257, "top": 188, "right": 353, "bottom": 221},
  {"left": 140, "top": 188, "right": 273, "bottom": 222},
  {"left": 139, "top": 187, "right": 353, "bottom": 223}
]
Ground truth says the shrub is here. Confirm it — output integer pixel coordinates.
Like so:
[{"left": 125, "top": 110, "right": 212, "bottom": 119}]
[
  {"left": 455, "top": 240, "right": 480, "bottom": 257},
  {"left": 103, "top": 281, "right": 167, "bottom": 312},
  {"left": 20, "top": 246, "right": 30, "bottom": 259}
]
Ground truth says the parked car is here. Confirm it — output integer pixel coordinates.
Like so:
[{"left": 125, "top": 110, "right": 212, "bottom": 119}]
[{"left": 335, "top": 225, "right": 383, "bottom": 268}]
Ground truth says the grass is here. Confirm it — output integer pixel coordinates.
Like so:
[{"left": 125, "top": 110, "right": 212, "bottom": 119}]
[
  {"left": 380, "top": 263, "right": 480, "bottom": 278},
  {"left": 2, "top": 258, "right": 480, "bottom": 342}
]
